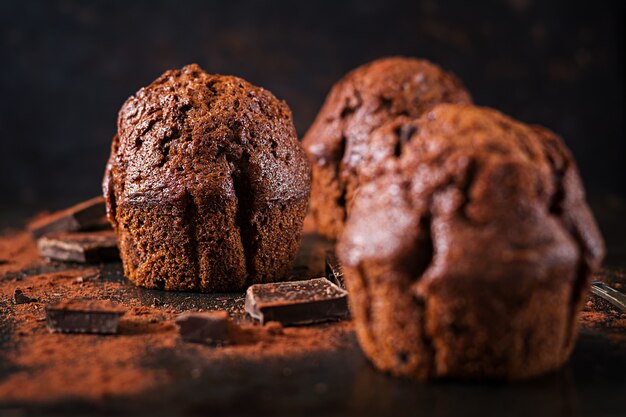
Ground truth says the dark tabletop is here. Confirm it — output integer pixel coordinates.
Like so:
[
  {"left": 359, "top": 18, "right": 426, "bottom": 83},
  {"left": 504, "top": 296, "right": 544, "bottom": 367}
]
[{"left": 0, "top": 224, "right": 624, "bottom": 417}]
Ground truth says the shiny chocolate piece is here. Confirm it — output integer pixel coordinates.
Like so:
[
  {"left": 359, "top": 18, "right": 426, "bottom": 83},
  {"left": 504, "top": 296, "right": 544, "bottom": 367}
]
[
  {"left": 37, "top": 230, "right": 119, "bottom": 263},
  {"left": 175, "top": 311, "right": 232, "bottom": 345},
  {"left": 46, "top": 299, "right": 125, "bottom": 334},
  {"left": 27, "top": 197, "right": 107, "bottom": 238},
  {"left": 325, "top": 250, "right": 345, "bottom": 288},
  {"left": 245, "top": 278, "right": 349, "bottom": 325}
]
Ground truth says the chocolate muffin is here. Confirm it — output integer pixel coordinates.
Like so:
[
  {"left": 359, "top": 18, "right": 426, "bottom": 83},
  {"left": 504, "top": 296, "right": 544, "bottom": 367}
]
[
  {"left": 338, "top": 104, "right": 605, "bottom": 380},
  {"left": 302, "top": 57, "right": 471, "bottom": 240},
  {"left": 103, "top": 64, "right": 310, "bottom": 292}
]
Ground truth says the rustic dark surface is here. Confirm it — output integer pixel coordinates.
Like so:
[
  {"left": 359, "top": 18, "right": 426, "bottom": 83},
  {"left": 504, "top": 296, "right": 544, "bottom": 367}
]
[{"left": 0, "top": 220, "right": 625, "bottom": 417}]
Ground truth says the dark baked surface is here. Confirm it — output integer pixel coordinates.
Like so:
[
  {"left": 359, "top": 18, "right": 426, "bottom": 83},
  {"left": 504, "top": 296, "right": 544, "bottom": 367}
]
[
  {"left": 103, "top": 64, "right": 311, "bottom": 292},
  {"left": 338, "top": 104, "right": 605, "bottom": 380},
  {"left": 302, "top": 57, "right": 471, "bottom": 240}
]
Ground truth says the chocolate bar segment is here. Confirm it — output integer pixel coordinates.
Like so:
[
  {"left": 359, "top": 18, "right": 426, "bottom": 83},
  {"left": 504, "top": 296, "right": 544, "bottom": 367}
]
[
  {"left": 28, "top": 197, "right": 107, "bottom": 238},
  {"left": 46, "top": 299, "right": 125, "bottom": 334},
  {"left": 245, "top": 278, "right": 349, "bottom": 325},
  {"left": 325, "top": 250, "right": 345, "bottom": 288},
  {"left": 175, "top": 311, "right": 231, "bottom": 345},
  {"left": 37, "top": 230, "right": 119, "bottom": 263}
]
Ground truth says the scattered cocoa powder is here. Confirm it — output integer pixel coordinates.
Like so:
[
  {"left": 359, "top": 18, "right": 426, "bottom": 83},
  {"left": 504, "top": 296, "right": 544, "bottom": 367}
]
[
  {"left": 0, "top": 227, "right": 624, "bottom": 404},
  {"left": 0, "top": 231, "right": 42, "bottom": 276},
  {"left": 0, "top": 229, "right": 354, "bottom": 403}
]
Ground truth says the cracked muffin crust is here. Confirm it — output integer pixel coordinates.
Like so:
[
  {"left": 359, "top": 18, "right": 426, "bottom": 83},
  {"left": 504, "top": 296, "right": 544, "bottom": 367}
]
[
  {"left": 103, "top": 64, "right": 311, "bottom": 292},
  {"left": 338, "top": 104, "right": 604, "bottom": 380},
  {"left": 302, "top": 57, "right": 471, "bottom": 240}
]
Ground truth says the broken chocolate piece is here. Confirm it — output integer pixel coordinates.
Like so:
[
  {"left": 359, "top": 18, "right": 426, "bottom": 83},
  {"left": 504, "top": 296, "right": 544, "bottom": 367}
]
[
  {"left": 175, "top": 311, "right": 231, "bottom": 345},
  {"left": 37, "top": 230, "right": 119, "bottom": 263},
  {"left": 13, "top": 288, "right": 36, "bottom": 304},
  {"left": 27, "top": 197, "right": 108, "bottom": 238},
  {"left": 46, "top": 299, "right": 125, "bottom": 334},
  {"left": 245, "top": 278, "right": 349, "bottom": 325},
  {"left": 264, "top": 321, "right": 284, "bottom": 335},
  {"left": 325, "top": 251, "right": 345, "bottom": 288},
  {"left": 590, "top": 281, "right": 626, "bottom": 313}
]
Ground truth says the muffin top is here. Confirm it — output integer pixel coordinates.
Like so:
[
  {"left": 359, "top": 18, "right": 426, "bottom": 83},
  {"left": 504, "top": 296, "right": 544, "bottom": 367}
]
[
  {"left": 303, "top": 56, "right": 471, "bottom": 173},
  {"left": 339, "top": 104, "right": 604, "bottom": 287},
  {"left": 105, "top": 64, "right": 310, "bottom": 209}
]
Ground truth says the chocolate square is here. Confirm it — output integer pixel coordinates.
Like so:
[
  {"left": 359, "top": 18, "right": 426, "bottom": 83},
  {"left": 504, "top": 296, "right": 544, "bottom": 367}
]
[
  {"left": 28, "top": 197, "right": 108, "bottom": 238},
  {"left": 46, "top": 299, "right": 125, "bottom": 334},
  {"left": 245, "top": 278, "right": 349, "bottom": 325},
  {"left": 37, "top": 230, "right": 119, "bottom": 263},
  {"left": 175, "top": 311, "right": 232, "bottom": 345}
]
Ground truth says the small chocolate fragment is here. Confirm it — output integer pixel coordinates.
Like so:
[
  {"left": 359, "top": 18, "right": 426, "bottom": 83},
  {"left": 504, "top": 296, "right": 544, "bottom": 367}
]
[
  {"left": 46, "top": 299, "right": 125, "bottom": 334},
  {"left": 264, "top": 321, "right": 284, "bottom": 335},
  {"left": 37, "top": 230, "right": 119, "bottom": 263},
  {"left": 13, "top": 288, "right": 36, "bottom": 304},
  {"left": 590, "top": 281, "right": 626, "bottom": 313},
  {"left": 245, "top": 278, "right": 349, "bottom": 325},
  {"left": 325, "top": 251, "right": 345, "bottom": 288},
  {"left": 175, "top": 311, "right": 231, "bottom": 345},
  {"left": 28, "top": 197, "right": 107, "bottom": 238}
]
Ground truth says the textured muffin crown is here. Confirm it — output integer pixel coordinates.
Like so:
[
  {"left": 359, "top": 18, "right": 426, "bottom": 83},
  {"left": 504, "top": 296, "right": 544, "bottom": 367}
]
[
  {"left": 103, "top": 64, "right": 311, "bottom": 292},
  {"left": 342, "top": 103, "right": 604, "bottom": 276},
  {"left": 302, "top": 57, "right": 472, "bottom": 239},
  {"left": 304, "top": 57, "right": 471, "bottom": 166},
  {"left": 107, "top": 63, "right": 309, "bottom": 211},
  {"left": 338, "top": 104, "right": 605, "bottom": 380}
]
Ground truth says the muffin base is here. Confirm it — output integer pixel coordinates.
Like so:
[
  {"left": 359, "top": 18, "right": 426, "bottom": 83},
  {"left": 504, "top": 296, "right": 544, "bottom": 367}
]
[{"left": 113, "top": 195, "right": 308, "bottom": 293}]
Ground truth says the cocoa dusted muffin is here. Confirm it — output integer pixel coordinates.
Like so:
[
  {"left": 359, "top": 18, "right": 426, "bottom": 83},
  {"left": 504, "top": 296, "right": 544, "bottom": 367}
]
[
  {"left": 338, "top": 104, "right": 604, "bottom": 380},
  {"left": 302, "top": 57, "right": 471, "bottom": 240},
  {"left": 103, "top": 64, "right": 310, "bottom": 292}
]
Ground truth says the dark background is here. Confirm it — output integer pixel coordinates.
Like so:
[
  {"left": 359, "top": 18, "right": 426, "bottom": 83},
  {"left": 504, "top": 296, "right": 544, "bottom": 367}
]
[{"left": 0, "top": 0, "right": 624, "bottom": 256}]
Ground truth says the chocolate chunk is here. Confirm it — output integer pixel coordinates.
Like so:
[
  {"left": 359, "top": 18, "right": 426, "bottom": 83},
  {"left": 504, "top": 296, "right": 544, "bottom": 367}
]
[
  {"left": 325, "top": 251, "right": 345, "bottom": 288},
  {"left": 13, "top": 288, "right": 37, "bottom": 304},
  {"left": 264, "top": 321, "right": 284, "bottom": 335},
  {"left": 37, "top": 230, "right": 119, "bottom": 263},
  {"left": 28, "top": 197, "right": 107, "bottom": 238},
  {"left": 46, "top": 299, "right": 125, "bottom": 334},
  {"left": 245, "top": 278, "right": 349, "bottom": 325},
  {"left": 175, "top": 311, "right": 231, "bottom": 345},
  {"left": 590, "top": 281, "right": 626, "bottom": 313}
]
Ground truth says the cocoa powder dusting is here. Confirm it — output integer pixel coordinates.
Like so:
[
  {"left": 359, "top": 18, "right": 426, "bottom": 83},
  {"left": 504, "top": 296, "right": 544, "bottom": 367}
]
[
  {"left": 0, "top": 230, "right": 353, "bottom": 403},
  {"left": 0, "top": 229, "right": 623, "bottom": 403}
]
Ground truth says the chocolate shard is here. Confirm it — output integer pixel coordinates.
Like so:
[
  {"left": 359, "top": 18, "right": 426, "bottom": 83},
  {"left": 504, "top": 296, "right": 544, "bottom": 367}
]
[
  {"left": 37, "top": 230, "right": 119, "bottom": 263},
  {"left": 245, "top": 278, "right": 349, "bottom": 326},
  {"left": 46, "top": 299, "right": 125, "bottom": 334},
  {"left": 28, "top": 197, "right": 108, "bottom": 238},
  {"left": 175, "top": 311, "right": 232, "bottom": 346},
  {"left": 13, "top": 288, "right": 37, "bottom": 304},
  {"left": 325, "top": 250, "right": 345, "bottom": 288}
]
